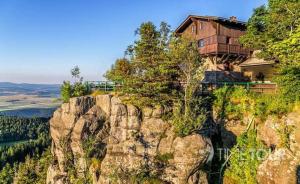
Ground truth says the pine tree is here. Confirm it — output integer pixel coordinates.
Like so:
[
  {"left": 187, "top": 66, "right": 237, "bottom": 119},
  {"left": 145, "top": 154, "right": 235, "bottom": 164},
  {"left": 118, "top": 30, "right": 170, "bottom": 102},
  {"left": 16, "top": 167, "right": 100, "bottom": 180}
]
[
  {"left": 0, "top": 163, "right": 14, "bottom": 184},
  {"left": 107, "top": 22, "right": 181, "bottom": 107}
]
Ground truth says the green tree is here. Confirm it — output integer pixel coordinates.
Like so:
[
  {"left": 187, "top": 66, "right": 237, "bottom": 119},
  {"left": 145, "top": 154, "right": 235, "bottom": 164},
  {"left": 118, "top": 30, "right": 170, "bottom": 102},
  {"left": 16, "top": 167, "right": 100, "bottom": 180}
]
[
  {"left": 272, "top": 27, "right": 300, "bottom": 102},
  {"left": 105, "top": 22, "right": 209, "bottom": 136},
  {"left": 169, "top": 37, "right": 209, "bottom": 137},
  {"left": 241, "top": 0, "right": 300, "bottom": 102},
  {"left": 240, "top": 0, "right": 300, "bottom": 58},
  {"left": 170, "top": 37, "right": 204, "bottom": 115},
  {"left": 105, "top": 58, "right": 132, "bottom": 83},
  {"left": 107, "top": 22, "right": 181, "bottom": 107},
  {"left": 71, "top": 65, "right": 82, "bottom": 82},
  {"left": 0, "top": 164, "right": 14, "bottom": 184}
]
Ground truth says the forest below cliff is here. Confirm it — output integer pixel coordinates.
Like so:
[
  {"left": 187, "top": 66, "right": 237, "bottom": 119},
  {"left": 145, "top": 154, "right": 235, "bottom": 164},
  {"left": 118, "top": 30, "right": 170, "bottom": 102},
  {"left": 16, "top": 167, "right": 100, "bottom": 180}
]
[{"left": 0, "top": 116, "right": 51, "bottom": 184}]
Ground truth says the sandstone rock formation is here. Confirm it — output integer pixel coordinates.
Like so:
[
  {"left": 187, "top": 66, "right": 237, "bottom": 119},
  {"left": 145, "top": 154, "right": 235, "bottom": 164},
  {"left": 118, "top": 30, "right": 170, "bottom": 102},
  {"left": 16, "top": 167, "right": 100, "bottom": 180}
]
[
  {"left": 256, "top": 111, "right": 300, "bottom": 184},
  {"left": 219, "top": 110, "right": 300, "bottom": 184},
  {"left": 47, "top": 95, "right": 214, "bottom": 184}
]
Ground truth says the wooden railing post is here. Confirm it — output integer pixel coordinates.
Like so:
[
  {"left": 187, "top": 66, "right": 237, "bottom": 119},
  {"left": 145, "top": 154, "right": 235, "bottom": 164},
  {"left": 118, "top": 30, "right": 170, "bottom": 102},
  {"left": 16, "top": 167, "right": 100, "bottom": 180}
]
[{"left": 228, "top": 44, "right": 230, "bottom": 54}]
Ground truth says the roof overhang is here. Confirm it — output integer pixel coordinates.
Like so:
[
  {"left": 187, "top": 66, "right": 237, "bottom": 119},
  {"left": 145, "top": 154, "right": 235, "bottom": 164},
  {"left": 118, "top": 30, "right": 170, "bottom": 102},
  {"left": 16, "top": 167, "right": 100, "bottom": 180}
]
[
  {"left": 175, "top": 15, "right": 247, "bottom": 34},
  {"left": 239, "top": 61, "right": 275, "bottom": 67}
]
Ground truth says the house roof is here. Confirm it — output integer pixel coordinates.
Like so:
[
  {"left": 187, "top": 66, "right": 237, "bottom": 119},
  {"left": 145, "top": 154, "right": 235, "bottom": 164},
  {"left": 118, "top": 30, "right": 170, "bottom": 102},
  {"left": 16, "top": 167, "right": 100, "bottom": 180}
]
[
  {"left": 239, "top": 51, "right": 275, "bottom": 67},
  {"left": 175, "top": 15, "right": 247, "bottom": 34},
  {"left": 239, "top": 58, "right": 275, "bottom": 67}
]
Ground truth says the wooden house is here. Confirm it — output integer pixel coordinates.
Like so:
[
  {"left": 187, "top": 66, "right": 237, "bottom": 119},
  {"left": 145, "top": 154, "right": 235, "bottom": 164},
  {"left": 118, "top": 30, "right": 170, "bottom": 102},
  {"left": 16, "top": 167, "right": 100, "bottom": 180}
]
[{"left": 175, "top": 15, "right": 276, "bottom": 84}]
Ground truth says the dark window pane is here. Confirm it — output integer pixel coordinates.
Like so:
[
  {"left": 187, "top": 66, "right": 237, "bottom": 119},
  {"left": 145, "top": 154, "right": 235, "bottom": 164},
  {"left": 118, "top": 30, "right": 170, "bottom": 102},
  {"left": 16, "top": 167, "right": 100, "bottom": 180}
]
[{"left": 198, "top": 39, "right": 205, "bottom": 47}]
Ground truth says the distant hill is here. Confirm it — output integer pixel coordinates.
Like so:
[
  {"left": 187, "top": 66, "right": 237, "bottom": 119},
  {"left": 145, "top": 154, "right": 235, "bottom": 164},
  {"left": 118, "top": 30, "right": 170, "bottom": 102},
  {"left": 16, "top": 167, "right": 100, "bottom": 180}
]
[
  {"left": 0, "top": 82, "right": 61, "bottom": 118},
  {"left": 0, "top": 108, "right": 56, "bottom": 118},
  {"left": 0, "top": 82, "right": 61, "bottom": 97}
]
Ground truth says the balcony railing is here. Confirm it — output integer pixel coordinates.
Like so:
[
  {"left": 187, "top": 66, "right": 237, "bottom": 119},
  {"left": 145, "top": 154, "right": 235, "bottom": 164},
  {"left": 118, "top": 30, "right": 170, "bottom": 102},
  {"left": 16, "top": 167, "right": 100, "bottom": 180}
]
[{"left": 198, "top": 35, "right": 251, "bottom": 55}]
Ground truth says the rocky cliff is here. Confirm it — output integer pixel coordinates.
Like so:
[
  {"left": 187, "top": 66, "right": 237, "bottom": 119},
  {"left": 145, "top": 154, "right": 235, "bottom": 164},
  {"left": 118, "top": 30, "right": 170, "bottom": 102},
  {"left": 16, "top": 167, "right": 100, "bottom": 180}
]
[
  {"left": 46, "top": 94, "right": 300, "bottom": 184},
  {"left": 46, "top": 95, "right": 214, "bottom": 184},
  {"left": 221, "top": 110, "right": 300, "bottom": 184}
]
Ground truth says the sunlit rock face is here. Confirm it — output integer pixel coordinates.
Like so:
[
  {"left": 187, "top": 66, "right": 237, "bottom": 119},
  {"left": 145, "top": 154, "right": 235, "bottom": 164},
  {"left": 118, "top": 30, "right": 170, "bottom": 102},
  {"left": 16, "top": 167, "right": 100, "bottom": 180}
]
[
  {"left": 46, "top": 95, "right": 213, "bottom": 184},
  {"left": 219, "top": 110, "right": 300, "bottom": 184},
  {"left": 256, "top": 111, "right": 300, "bottom": 184}
]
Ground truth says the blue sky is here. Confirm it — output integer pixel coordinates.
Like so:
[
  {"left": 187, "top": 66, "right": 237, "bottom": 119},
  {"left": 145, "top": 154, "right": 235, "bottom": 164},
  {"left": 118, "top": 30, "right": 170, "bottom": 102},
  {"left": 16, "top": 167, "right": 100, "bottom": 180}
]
[{"left": 0, "top": 0, "right": 267, "bottom": 84}]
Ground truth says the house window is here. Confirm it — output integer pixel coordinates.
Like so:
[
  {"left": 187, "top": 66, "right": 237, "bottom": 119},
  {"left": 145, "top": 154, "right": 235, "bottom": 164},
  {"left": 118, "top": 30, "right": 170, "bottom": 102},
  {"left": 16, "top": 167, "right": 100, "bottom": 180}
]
[
  {"left": 199, "top": 22, "right": 203, "bottom": 30},
  {"left": 191, "top": 25, "right": 196, "bottom": 33},
  {"left": 226, "top": 37, "right": 231, "bottom": 44},
  {"left": 198, "top": 39, "right": 205, "bottom": 47}
]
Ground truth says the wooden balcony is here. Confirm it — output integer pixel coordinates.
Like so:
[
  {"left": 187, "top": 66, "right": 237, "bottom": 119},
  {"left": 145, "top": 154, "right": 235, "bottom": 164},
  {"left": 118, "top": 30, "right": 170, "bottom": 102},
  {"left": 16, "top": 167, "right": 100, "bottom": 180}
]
[{"left": 198, "top": 35, "right": 251, "bottom": 56}]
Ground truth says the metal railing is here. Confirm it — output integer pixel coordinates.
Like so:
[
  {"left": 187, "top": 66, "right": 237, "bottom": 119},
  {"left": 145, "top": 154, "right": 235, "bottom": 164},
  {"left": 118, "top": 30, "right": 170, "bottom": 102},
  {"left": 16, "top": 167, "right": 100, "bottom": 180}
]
[
  {"left": 87, "top": 81, "right": 277, "bottom": 94},
  {"left": 86, "top": 81, "right": 120, "bottom": 92},
  {"left": 202, "top": 82, "right": 277, "bottom": 94}
]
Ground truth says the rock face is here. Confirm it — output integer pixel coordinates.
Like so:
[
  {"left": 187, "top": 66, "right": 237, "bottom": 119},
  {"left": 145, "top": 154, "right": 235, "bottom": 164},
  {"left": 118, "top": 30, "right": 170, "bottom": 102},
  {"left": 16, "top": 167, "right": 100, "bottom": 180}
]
[
  {"left": 219, "top": 111, "right": 300, "bottom": 184},
  {"left": 47, "top": 95, "right": 214, "bottom": 184},
  {"left": 256, "top": 111, "right": 300, "bottom": 184}
]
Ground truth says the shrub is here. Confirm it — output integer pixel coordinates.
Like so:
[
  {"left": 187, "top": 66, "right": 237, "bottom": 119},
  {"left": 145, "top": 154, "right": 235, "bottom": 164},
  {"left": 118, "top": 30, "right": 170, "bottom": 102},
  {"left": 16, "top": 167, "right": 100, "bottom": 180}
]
[
  {"left": 61, "top": 81, "right": 73, "bottom": 103},
  {"left": 172, "top": 96, "right": 209, "bottom": 137},
  {"left": 109, "top": 165, "right": 164, "bottom": 184},
  {"left": 224, "top": 130, "right": 267, "bottom": 184},
  {"left": 60, "top": 67, "right": 92, "bottom": 102},
  {"left": 60, "top": 81, "right": 91, "bottom": 103},
  {"left": 154, "top": 153, "right": 174, "bottom": 164},
  {"left": 275, "top": 122, "right": 294, "bottom": 149},
  {"left": 213, "top": 86, "right": 253, "bottom": 120},
  {"left": 90, "top": 90, "right": 109, "bottom": 97},
  {"left": 213, "top": 86, "right": 294, "bottom": 122}
]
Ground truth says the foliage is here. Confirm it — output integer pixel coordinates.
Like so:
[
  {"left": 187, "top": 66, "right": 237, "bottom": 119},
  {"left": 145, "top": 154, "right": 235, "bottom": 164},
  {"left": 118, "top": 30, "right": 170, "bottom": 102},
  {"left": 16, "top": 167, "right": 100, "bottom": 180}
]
[
  {"left": 272, "top": 26, "right": 300, "bottom": 102},
  {"left": 0, "top": 116, "right": 50, "bottom": 169},
  {"left": 61, "top": 66, "right": 92, "bottom": 102},
  {"left": 224, "top": 130, "right": 267, "bottom": 184},
  {"left": 271, "top": 26, "right": 300, "bottom": 64},
  {"left": 0, "top": 134, "right": 50, "bottom": 170},
  {"left": 14, "top": 149, "right": 53, "bottom": 184},
  {"left": 169, "top": 36, "right": 204, "bottom": 114},
  {"left": 105, "top": 58, "right": 132, "bottom": 83},
  {"left": 105, "top": 22, "right": 184, "bottom": 107},
  {"left": 61, "top": 81, "right": 72, "bottom": 103},
  {"left": 275, "top": 122, "right": 294, "bottom": 149},
  {"left": 0, "top": 163, "right": 14, "bottom": 184},
  {"left": 109, "top": 165, "right": 164, "bottom": 184},
  {"left": 90, "top": 90, "right": 110, "bottom": 97},
  {"left": 71, "top": 66, "right": 81, "bottom": 80},
  {"left": 276, "top": 63, "right": 300, "bottom": 103},
  {"left": 168, "top": 36, "right": 208, "bottom": 137},
  {"left": 241, "top": 0, "right": 300, "bottom": 103},
  {"left": 213, "top": 86, "right": 253, "bottom": 121},
  {"left": 213, "top": 86, "right": 293, "bottom": 122},
  {"left": 0, "top": 116, "right": 51, "bottom": 184},
  {"left": 0, "top": 116, "right": 49, "bottom": 143},
  {"left": 154, "top": 153, "right": 174, "bottom": 165},
  {"left": 105, "top": 21, "right": 209, "bottom": 137},
  {"left": 240, "top": 0, "right": 300, "bottom": 58},
  {"left": 172, "top": 95, "right": 210, "bottom": 137}
]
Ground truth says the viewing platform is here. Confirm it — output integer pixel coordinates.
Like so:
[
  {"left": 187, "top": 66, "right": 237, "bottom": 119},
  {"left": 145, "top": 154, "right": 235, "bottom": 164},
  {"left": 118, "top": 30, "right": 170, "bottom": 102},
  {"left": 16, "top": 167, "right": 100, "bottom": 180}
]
[{"left": 87, "top": 81, "right": 277, "bottom": 94}]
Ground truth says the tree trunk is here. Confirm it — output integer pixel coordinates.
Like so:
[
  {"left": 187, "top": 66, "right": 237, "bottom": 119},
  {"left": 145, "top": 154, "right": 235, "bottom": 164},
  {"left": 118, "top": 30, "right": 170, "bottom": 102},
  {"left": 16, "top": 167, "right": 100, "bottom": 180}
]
[{"left": 184, "top": 74, "right": 191, "bottom": 118}]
